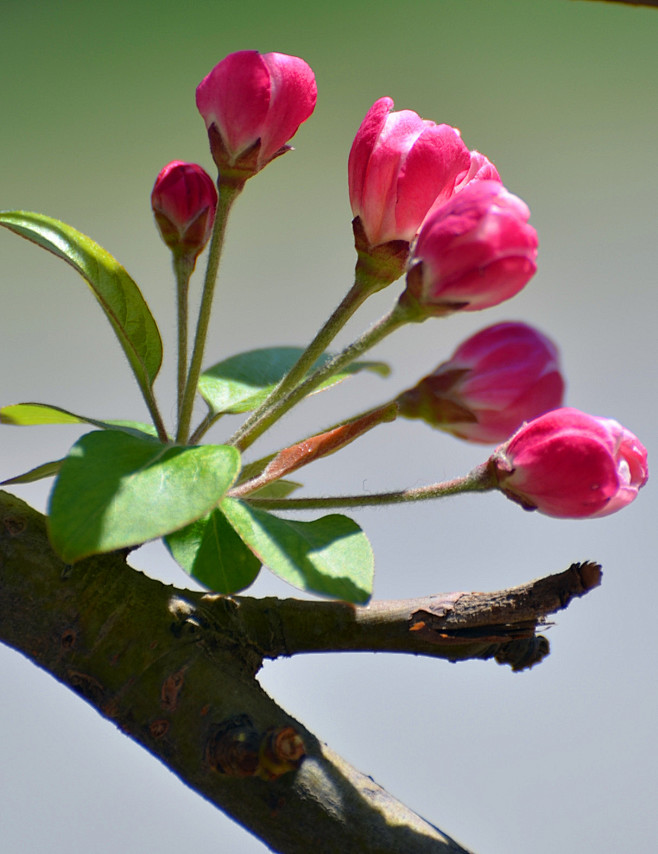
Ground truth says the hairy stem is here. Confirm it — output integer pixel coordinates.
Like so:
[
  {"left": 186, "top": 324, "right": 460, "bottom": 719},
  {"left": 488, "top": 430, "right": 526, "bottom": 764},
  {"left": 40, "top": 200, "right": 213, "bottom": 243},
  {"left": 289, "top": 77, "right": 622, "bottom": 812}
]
[
  {"left": 177, "top": 182, "right": 242, "bottom": 444},
  {"left": 174, "top": 254, "right": 194, "bottom": 422},
  {"left": 230, "top": 300, "right": 417, "bottom": 452},
  {"left": 238, "top": 463, "right": 495, "bottom": 510}
]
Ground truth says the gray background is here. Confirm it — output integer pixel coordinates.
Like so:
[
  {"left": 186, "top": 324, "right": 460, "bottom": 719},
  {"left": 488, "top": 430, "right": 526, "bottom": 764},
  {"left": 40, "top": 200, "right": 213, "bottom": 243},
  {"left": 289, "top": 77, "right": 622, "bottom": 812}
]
[{"left": 1, "top": 1, "right": 656, "bottom": 852}]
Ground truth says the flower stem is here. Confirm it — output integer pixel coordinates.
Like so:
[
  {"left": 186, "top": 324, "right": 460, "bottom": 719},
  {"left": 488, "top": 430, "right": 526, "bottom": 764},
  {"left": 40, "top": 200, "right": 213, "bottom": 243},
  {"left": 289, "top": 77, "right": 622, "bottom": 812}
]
[
  {"left": 229, "top": 299, "right": 418, "bottom": 452},
  {"left": 230, "top": 400, "right": 399, "bottom": 499},
  {"left": 173, "top": 254, "right": 194, "bottom": 422},
  {"left": 189, "top": 408, "right": 223, "bottom": 444},
  {"left": 225, "top": 275, "right": 375, "bottom": 452},
  {"left": 235, "top": 463, "right": 496, "bottom": 510},
  {"left": 176, "top": 181, "right": 242, "bottom": 444}
]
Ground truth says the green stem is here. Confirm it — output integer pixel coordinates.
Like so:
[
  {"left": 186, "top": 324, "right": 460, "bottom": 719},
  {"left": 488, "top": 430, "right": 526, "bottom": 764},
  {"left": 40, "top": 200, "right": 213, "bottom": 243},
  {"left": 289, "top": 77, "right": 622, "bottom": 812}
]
[
  {"left": 230, "top": 401, "right": 399, "bottom": 499},
  {"left": 235, "top": 463, "right": 496, "bottom": 510},
  {"left": 189, "top": 409, "right": 223, "bottom": 445},
  {"left": 174, "top": 254, "right": 194, "bottom": 422},
  {"left": 142, "top": 386, "right": 169, "bottom": 443},
  {"left": 176, "top": 182, "right": 243, "bottom": 444},
  {"left": 229, "top": 299, "right": 419, "bottom": 452},
  {"left": 225, "top": 276, "right": 375, "bottom": 454}
]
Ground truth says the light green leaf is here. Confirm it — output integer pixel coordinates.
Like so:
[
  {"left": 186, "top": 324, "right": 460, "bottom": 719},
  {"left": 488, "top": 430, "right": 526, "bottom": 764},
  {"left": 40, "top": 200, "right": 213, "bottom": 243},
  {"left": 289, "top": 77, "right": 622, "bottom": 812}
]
[
  {"left": 220, "top": 498, "right": 374, "bottom": 604},
  {"left": 199, "top": 346, "right": 390, "bottom": 414},
  {"left": 48, "top": 431, "right": 241, "bottom": 562},
  {"left": 2, "top": 459, "right": 63, "bottom": 485},
  {"left": 165, "top": 508, "right": 261, "bottom": 593},
  {"left": 1, "top": 402, "right": 160, "bottom": 439},
  {"left": 0, "top": 211, "right": 163, "bottom": 395}
]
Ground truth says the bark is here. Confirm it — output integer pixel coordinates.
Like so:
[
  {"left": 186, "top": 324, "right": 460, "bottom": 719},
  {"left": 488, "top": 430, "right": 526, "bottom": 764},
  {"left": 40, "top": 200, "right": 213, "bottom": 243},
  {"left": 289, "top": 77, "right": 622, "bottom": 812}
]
[
  {"left": 581, "top": 1, "right": 658, "bottom": 7},
  {"left": 0, "top": 490, "right": 600, "bottom": 853}
]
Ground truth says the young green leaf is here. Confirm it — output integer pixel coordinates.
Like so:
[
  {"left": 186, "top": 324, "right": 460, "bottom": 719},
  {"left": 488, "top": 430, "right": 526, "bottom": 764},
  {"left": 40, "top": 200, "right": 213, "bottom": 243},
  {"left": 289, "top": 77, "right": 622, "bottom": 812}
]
[
  {"left": 48, "top": 431, "right": 241, "bottom": 562},
  {"left": 199, "top": 346, "right": 390, "bottom": 414},
  {"left": 0, "top": 211, "right": 163, "bottom": 400},
  {"left": 220, "top": 497, "right": 374, "bottom": 604},
  {"left": 2, "top": 459, "right": 63, "bottom": 485},
  {"left": 1, "top": 403, "right": 161, "bottom": 438},
  {"left": 165, "top": 508, "right": 261, "bottom": 593}
]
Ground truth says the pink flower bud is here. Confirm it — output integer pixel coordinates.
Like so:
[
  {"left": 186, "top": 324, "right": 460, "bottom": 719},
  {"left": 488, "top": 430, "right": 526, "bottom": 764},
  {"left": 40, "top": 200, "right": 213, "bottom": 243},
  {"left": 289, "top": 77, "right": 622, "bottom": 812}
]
[
  {"left": 151, "top": 161, "right": 218, "bottom": 261},
  {"left": 402, "top": 180, "right": 538, "bottom": 316},
  {"left": 490, "top": 407, "right": 648, "bottom": 518},
  {"left": 196, "top": 51, "right": 317, "bottom": 185},
  {"left": 348, "top": 97, "right": 471, "bottom": 248},
  {"left": 397, "top": 322, "right": 565, "bottom": 444},
  {"left": 454, "top": 150, "right": 501, "bottom": 193}
]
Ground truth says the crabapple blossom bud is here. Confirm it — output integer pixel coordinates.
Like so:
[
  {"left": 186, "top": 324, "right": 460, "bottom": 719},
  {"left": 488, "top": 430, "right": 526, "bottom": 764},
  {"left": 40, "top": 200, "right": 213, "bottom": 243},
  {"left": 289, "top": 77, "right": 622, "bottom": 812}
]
[
  {"left": 401, "top": 180, "right": 538, "bottom": 316},
  {"left": 348, "top": 97, "right": 471, "bottom": 249},
  {"left": 421, "top": 150, "right": 502, "bottom": 227},
  {"left": 196, "top": 51, "right": 317, "bottom": 186},
  {"left": 397, "top": 322, "right": 564, "bottom": 443},
  {"left": 151, "top": 161, "right": 217, "bottom": 261},
  {"left": 489, "top": 407, "right": 648, "bottom": 518},
  {"left": 454, "top": 150, "right": 501, "bottom": 192}
]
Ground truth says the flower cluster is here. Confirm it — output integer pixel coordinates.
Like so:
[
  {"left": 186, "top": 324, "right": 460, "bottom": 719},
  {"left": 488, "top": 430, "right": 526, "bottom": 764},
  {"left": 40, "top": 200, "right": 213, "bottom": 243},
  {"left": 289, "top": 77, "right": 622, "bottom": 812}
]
[
  {"left": 147, "top": 49, "right": 646, "bottom": 523},
  {"left": 1, "top": 48, "right": 646, "bottom": 605}
]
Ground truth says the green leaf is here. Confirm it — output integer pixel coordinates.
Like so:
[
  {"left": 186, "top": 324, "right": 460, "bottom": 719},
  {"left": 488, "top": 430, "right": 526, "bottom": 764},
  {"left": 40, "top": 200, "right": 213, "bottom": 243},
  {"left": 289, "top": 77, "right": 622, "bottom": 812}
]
[
  {"left": 199, "top": 346, "right": 390, "bottom": 414},
  {"left": 165, "top": 508, "right": 261, "bottom": 593},
  {"left": 220, "top": 498, "right": 374, "bottom": 604},
  {"left": 1, "top": 404, "right": 82, "bottom": 426},
  {"left": 48, "top": 431, "right": 241, "bottom": 562},
  {"left": 1, "top": 403, "right": 160, "bottom": 439},
  {"left": 2, "top": 459, "right": 63, "bottom": 485},
  {"left": 0, "top": 211, "right": 163, "bottom": 395}
]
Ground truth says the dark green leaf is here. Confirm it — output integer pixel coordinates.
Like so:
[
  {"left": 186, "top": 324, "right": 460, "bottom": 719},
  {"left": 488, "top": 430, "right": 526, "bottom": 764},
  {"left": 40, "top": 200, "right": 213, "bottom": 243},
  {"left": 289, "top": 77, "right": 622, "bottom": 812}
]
[
  {"left": 1, "top": 402, "right": 160, "bottom": 439},
  {"left": 0, "top": 211, "right": 163, "bottom": 394},
  {"left": 166, "top": 508, "right": 261, "bottom": 593},
  {"left": 48, "top": 431, "right": 241, "bottom": 562},
  {"left": 220, "top": 498, "right": 374, "bottom": 603},
  {"left": 199, "top": 346, "right": 390, "bottom": 414},
  {"left": 2, "top": 459, "right": 63, "bottom": 485}
]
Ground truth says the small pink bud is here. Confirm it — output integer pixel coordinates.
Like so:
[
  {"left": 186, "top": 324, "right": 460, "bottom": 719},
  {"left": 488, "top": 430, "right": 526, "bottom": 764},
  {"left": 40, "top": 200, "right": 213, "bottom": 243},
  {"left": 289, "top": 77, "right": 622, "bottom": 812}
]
[
  {"left": 489, "top": 407, "right": 648, "bottom": 518},
  {"left": 348, "top": 97, "right": 471, "bottom": 248},
  {"left": 397, "top": 322, "right": 565, "bottom": 444},
  {"left": 196, "top": 51, "right": 317, "bottom": 185},
  {"left": 402, "top": 180, "right": 538, "bottom": 316},
  {"left": 151, "top": 161, "right": 217, "bottom": 261},
  {"left": 454, "top": 150, "right": 501, "bottom": 192}
]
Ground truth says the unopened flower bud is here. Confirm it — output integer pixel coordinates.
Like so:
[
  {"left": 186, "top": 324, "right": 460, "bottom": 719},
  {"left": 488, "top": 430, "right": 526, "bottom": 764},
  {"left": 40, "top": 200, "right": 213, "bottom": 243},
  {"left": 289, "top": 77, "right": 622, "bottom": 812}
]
[
  {"left": 196, "top": 51, "right": 317, "bottom": 187},
  {"left": 489, "top": 407, "right": 648, "bottom": 518},
  {"left": 401, "top": 180, "right": 538, "bottom": 316},
  {"left": 454, "top": 150, "right": 501, "bottom": 193},
  {"left": 348, "top": 97, "right": 471, "bottom": 250},
  {"left": 151, "top": 161, "right": 217, "bottom": 262},
  {"left": 397, "top": 322, "right": 564, "bottom": 443}
]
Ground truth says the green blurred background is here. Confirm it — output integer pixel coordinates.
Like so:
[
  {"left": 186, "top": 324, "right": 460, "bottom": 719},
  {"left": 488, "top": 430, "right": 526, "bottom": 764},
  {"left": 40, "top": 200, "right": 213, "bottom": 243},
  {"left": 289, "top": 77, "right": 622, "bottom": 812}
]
[{"left": 1, "top": 1, "right": 656, "bottom": 852}]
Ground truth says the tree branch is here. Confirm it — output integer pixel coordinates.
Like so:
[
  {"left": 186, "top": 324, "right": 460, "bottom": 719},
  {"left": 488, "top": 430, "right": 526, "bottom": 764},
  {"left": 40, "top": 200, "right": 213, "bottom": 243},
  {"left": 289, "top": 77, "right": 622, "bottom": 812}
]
[
  {"left": 0, "top": 490, "right": 600, "bottom": 852},
  {"left": 578, "top": 0, "right": 658, "bottom": 7},
  {"left": 229, "top": 560, "right": 600, "bottom": 672}
]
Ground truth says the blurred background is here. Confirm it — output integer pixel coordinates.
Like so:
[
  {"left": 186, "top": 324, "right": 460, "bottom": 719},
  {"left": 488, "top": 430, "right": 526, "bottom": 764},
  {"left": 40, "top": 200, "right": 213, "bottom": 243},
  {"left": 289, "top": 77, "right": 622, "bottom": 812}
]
[{"left": 1, "top": 1, "right": 656, "bottom": 852}]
